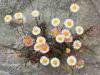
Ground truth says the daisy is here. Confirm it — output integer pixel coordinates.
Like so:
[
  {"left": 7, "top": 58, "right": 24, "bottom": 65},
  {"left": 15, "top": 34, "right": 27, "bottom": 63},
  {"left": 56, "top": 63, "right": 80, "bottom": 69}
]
[
  {"left": 40, "top": 43, "right": 50, "bottom": 53},
  {"left": 36, "top": 36, "right": 46, "bottom": 44},
  {"left": 64, "top": 19, "right": 74, "bottom": 28},
  {"left": 51, "top": 58, "right": 60, "bottom": 68},
  {"left": 70, "top": 3, "right": 80, "bottom": 13},
  {"left": 34, "top": 43, "right": 41, "bottom": 51},
  {"left": 51, "top": 27, "right": 59, "bottom": 37},
  {"left": 15, "top": 16, "right": 26, "bottom": 24},
  {"left": 51, "top": 18, "right": 60, "bottom": 27},
  {"left": 31, "top": 10, "right": 40, "bottom": 17},
  {"left": 32, "top": 26, "right": 41, "bottom": 35},
  {"left": 4, "top": 15, "right": 12, "bottom": 23},
  {"left": 75, "top": 26, "right": 84, "bottom": 35},
  {"left": 56, "top": 34, "right": 65, "bottom": 43},
  {"left": 40, "top": 56, "right": 49, "bottom": 66},
  {"left": 14, "top": 12, "right": 23, "bottom": 19},
  {"left": 23, "top": 36, "right": 33, "bottom": 47},
  {"left": 73, "top": 40, "right": 82, "bottom": 50},
  {"left": 62, "top": 29, "right": 71, "bottom": 38},
  {"left": 67, "top": 56, "right": 77, "bottom": 66}
]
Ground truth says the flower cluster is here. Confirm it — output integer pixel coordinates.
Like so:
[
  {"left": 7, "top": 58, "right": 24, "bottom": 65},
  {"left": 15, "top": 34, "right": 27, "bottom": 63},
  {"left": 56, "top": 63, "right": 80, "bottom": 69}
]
[
  {"left": 50, "top": 16, "right": 84, "bottom": 68},
  {"left": 4, "top": 12, "right": 26, "bottom": 24},
  {"left": 3, "top": 3, "right": 95, "bottom": 74},
  {"left": 4, "top": 10, "right": 40, "bottom": 24}
]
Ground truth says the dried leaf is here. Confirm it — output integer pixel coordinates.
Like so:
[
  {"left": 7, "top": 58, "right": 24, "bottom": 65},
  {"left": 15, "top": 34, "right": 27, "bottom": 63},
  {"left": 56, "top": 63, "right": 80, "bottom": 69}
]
[{"left": 83, "top": 25, "right": 100, "bottom": 38}]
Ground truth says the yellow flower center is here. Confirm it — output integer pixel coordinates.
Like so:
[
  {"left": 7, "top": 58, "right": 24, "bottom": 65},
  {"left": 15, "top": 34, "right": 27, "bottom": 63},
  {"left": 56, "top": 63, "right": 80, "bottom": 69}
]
[
  {"left": 16, "top": 13, "right": 22, "bottom": 17},
  {"left": 72, "top": 5, "right": 77, "bottom": 10},
  {"left": 52, "top": 28, "right": 59, "bottom": 36},
  {"left": 43, "top": 59, "right": 48, "bottom": 63},
  {"left": 54, "top": 20, "right": 58, "bottom": 24},
  {"left": 75, "top": 43, "right": 80, "bottom": 48},
  {"left": 41, "top": 44, "right": 48, "bottom": 51},
  {"left": 6, "top": 17, "right": 10, "bottom": 20},
  {"left": 53, "top": 60, "right": 58, "bottom": 65},
  {"left": 77, "top": 28, "right": 81, "bottom": 33},
  {"left": 39, "top": 39, "right": 43, "bottom": 43},
  {"left": 69, "top": 59, "right": 74, "bottom": 64},
  {"left": 67, "top": 21, "right": 72, "bottom": 26},
  {"left": 23, "top": 36, "right": 33, "bottom": 45},
  {"left": 36, "top": 45, "right": 40, "bottom": 49},
  {"left": 63, "top": 31, "right": 69, "bottom": 36},
  {"left": 58, "top": 37, "right": 63, "bottom": 41},
  {"left": 34, "top": 29, "right": 38, "bottom": 32}
]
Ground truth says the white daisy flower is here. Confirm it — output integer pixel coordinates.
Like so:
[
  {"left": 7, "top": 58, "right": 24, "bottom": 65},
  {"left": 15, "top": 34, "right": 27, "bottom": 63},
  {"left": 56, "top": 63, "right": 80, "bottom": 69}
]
[
  {"left": 36, "top": 36, "right": 46, "bottom": 44},
  {"left": 62, "top": 29, "right": 71, "bottom": 38},
  {"left": 73, "top": 40, "right": 82, "bottom": 50},
  {"left": 56, "top": 34, "right": 65, "bottom": 43},
  {"left": 70, "top": 3, "right": 80, "bottom": 13},
  {"left": 40, "top": 56, "right": 50, "bottom": 66},
  {"left": 64, "top": 19, "right": 74, "bottom": 28},
  {"left": 32, "top": 26, "right": 41, "bottom": 35},
  {"left": 15, "top": 16, "right": 26, "bottom": 24},
  {"left": 75, "top": 26, "right": 84, "bottom": 35},
  {"left": 67, "top": 56, "right": 77, "bottom": 66},
  {"left": 51, "top": 57, "right": 60, "bottom": 68},
  {"left": 4, "top": 15, "right": 12, "bottom": 23},
  {"left": 31, "top": 10, "right": 40, "bottom": 17},
  {"left": 34, "top": 43, "right": 41, "bottom": 51},
  {"left": 51, "top": 18, "right": 60, "bottom": 27},
  {"left": 14, "top": 12, "right": 23, "bottom": 19},
  {"left": 40, "top": 44, "right": 50, "bottom": 54}
]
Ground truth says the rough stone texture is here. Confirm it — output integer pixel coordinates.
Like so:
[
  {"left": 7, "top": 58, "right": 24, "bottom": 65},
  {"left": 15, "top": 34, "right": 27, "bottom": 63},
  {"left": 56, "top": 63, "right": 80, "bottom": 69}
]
[{"left": 0, "top": 0, "right": 100, "bottom": 75}]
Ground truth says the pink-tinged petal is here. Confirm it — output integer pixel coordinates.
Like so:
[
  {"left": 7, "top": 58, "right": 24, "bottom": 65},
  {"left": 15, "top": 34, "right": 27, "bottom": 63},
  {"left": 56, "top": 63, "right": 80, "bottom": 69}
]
[{"left": 65, "top": 36, "right": 73, "bottom": 43}]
